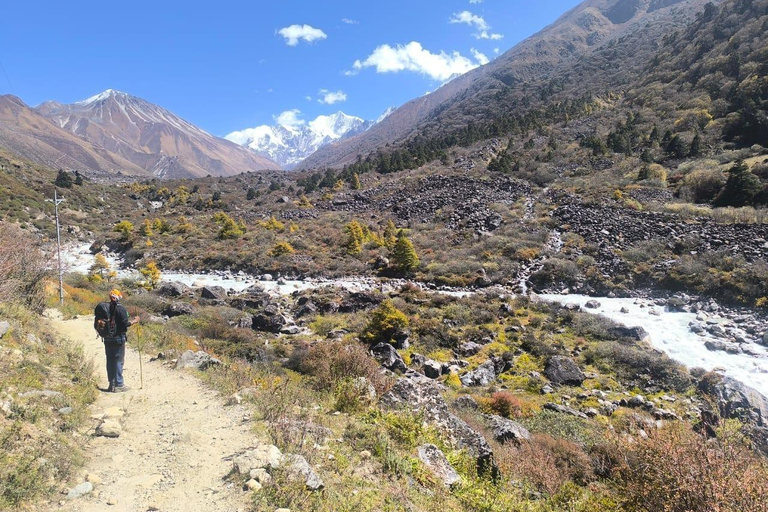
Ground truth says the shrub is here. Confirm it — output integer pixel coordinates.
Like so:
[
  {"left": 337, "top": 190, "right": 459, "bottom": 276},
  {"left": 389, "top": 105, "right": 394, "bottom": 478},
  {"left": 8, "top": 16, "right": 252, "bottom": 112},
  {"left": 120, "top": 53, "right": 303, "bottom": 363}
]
[
  {"left": 113, "top": 220, "right": 134, "bottom": 238},
  {"left": 269, "top": 241, "right": 295, "bottom": 257},
  {"left": 0, "top": 224, "right": 48, "bottom": 311},
  {"left": 290, "top": 340, "right": 390, "bottom": 395},
  {"left": 615, "top": 422, "right": 768, "bottom": 512},
  {"left": 488, "top": 391, "right": 523, "bottom": 418},
  {"left": 361, "top": 300, "right": 409, "bottom": 344}
]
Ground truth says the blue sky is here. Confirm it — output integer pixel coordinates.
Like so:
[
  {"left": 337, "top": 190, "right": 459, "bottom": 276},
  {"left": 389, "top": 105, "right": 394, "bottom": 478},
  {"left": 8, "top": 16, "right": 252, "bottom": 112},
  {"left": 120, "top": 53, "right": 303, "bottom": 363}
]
[{"left": 0, "top": 0, "right": 582, "bottom": 137}]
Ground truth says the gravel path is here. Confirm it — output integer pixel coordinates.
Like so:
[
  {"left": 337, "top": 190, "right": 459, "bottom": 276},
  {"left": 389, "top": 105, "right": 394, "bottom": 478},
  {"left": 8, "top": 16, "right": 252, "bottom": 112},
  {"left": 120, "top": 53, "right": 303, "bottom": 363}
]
[{"left": 41, "top": 315, "right": 254, "bottom": 512}]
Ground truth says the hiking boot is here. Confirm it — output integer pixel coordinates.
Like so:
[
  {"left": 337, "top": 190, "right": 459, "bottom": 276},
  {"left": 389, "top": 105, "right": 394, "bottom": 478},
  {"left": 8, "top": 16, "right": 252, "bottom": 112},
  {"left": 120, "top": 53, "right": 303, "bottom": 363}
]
[
  {"left": 113, "top": 385, "right": 130, "bottom": 393},
  {"left": 107, "top": 384, "right": 115, "bottom": 393}
]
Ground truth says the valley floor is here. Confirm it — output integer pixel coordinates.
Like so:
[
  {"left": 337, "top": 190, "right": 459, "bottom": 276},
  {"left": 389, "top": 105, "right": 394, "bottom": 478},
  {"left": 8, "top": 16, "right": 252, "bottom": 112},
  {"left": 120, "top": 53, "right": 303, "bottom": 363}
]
[{"left": 37, "top": 315, "right": 254, "bottom": 512}]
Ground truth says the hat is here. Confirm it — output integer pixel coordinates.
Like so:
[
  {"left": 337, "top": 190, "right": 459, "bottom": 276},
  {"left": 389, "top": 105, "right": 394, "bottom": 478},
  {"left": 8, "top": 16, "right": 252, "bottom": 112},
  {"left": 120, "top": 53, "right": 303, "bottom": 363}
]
[{"left": 109, "top": 289, "right": 122, "bottom": 301}]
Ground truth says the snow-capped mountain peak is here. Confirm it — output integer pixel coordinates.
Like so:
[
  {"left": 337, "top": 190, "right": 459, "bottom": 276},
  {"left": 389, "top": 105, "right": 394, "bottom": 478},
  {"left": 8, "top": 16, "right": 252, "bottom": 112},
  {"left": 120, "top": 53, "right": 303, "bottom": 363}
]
[{"left": 226, "top": 110, "right": 387, "bottom": 169}]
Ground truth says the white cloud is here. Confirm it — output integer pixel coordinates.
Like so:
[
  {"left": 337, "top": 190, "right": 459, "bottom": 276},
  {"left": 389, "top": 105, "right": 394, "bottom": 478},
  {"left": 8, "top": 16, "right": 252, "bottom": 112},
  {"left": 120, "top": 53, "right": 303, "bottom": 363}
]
[
  {"left": 274, "top": 109, "right": 306, "bottom": 129},
  {"left": 341, "top": 18, "right": 359, "bottom": 24},
  {"left": 449, "top": 10, "right": 503, "bottom": 40},
  {"left": 494, "top": 47, "right": 500, "bottom": 54},
  {"left": 471, "top": 48, "right": 489, "bottom": 65},
  {"left": 277, "top": 24, "right": 327, "bottom": 46},
  {"left": 318, "top": 89, "right": 347, "bottom": 104},
  {"left": 469, "top": 0, "right": 483, "bottom": 3},
  {"left": 351, "top": 41, "right": 487, "bottom": 82},
  {"left": 305, "top": 95, "right": 313, "bottom": 101}
]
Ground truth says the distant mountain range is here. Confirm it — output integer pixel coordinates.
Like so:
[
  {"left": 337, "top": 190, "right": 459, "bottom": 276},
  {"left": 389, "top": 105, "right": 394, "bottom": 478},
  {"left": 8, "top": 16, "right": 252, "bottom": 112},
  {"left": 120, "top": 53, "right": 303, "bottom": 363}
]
[
  {"left": 226, "top": 109, "right": 394, "bottom": 169},
  {"left": 0, "top": 90, "right": 280, "bottom": 179}
]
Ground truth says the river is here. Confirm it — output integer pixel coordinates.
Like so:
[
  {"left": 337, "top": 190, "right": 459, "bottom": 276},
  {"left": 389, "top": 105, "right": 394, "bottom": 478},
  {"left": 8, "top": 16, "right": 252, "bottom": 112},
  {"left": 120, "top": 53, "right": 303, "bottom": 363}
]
[{"left": 63, "top": 243, "right": 768, "bottom": 397}]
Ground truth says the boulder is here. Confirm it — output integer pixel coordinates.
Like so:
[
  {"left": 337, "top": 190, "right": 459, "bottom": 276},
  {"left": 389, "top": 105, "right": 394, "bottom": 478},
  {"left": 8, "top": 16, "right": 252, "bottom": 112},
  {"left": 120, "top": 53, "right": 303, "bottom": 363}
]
[
  {"left": 584, "top": 300, "right": 601, "bottom": 309},
  {"left": 543, "top": 402, "right": 588, "bottom": 419},
  {"left": 460, "top": 360, "right": 496, "bottom": 387},
  {"left": 96, "top": 419, "right": 122, "bottom": 438},
  {"left": 544, "top": 356, "right": 585, "bottom": 386},
  {"left": 370, "top": 343, "right": 407, "bottom": 373},
  {"left": 175, "top": 350, "right": 221, "bottom": 371},
  {"left": 380, "top": 378, "right": 494, "bottom": 469},
  {"left": 608, "top": 325, "right": 650, "bottom": 343},
  {"left": 66, "top": 482, "right": 93, "bottom": 500},
  {"left": 418, "top": 444, "right": 461, "bottom": 486},
  {"left": 485, "top": 415, "right": 531, "bottom": 445},
  {"left": 201, "top": 285, "right": 228, "bottom": 300},
  {"left": 422, "top": 360, "right": 443, "bottom": 379},
  {"left": 699, "top": 375, "right": 768, "bottom": 428},
  {"left": 0, "top": 320, "right": 10, "bottom": 339},
  {"left": 252, "top": 313, "right": 288, "bottom": 333},
  {"left": 454, "top": 395, "right": 478, "bottom": 410},
  {"left": 158, "top": 281, "right": 190, "bottom": 297},
  {"left": 283, "top": 454, "right": 324, "bottom": 490},
  {"left": 456, "top": 342, "right": 483, "bottom": 357},
  {"left": 338, "top": 291, "right": 383, "bottom": 313},
  {"left": 163, "top": 301, "right": 195, "bottom": 317},
  {"left": 233, "top": 444, "right": 283, "bottom": 474}
]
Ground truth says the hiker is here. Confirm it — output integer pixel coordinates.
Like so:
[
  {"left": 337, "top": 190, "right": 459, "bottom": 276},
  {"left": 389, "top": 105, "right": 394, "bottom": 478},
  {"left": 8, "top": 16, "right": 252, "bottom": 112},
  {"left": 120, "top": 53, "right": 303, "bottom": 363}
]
[{"left": 94, "top": 289, "right": 140, "bottom": 392}]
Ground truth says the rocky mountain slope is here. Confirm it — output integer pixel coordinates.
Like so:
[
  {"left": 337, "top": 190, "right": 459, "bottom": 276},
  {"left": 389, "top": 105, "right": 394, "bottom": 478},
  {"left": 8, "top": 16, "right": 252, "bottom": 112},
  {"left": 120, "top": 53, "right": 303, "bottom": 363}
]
[
  {"left": 226, "top": 111, "right": 379, "bottom": 169},
  {"left": 0, "top": 95, "right": 146, "bottom": 177},
  {"left": 34, "top": 90, "right": 280, "bottom": 178},
  {"left": 298, "top": 0, "right": 723, "bottom": 169}
]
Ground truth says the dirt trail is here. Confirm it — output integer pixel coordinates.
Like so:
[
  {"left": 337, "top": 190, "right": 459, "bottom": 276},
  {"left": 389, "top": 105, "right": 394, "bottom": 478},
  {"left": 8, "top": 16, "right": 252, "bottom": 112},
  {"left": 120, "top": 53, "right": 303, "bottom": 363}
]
[{"left": 42, "top": 315, "right": 253, "bottom": 512}]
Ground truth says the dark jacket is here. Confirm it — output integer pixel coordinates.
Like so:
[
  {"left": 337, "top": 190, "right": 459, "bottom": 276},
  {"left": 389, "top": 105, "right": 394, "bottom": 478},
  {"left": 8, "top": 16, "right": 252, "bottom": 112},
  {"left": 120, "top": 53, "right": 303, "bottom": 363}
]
[{"left": 95, "top": 301, "right": 131, "bottom": 339}]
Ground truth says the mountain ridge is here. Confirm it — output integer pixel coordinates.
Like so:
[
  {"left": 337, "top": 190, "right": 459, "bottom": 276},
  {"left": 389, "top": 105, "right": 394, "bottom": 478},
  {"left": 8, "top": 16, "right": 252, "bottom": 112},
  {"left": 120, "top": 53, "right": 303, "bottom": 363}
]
[
  {"left": 226, "top": 111, "right": 383, "bottom": 169},
  {"left": 33, "top": 89, "right": 281, "bottom": 178}
]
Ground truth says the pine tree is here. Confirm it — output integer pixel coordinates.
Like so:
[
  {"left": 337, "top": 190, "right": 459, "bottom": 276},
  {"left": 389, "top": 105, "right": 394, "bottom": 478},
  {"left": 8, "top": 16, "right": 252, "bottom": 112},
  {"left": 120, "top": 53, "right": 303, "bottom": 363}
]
[
  {"left": 383, "top": 220, "right": 398, "bottom": 249},
  {"left": 343, "top": 220, "right": 365, "bottom": 255},
  {"left": 351, "top": 173, "right": 361, "bottom": 190},
  {"left": 138, "top": 219, "right": 154, "bottom": 237},
  {"left": 54, "top": 169, "right": 73, "bottom": 189},
  {"left": 391, "top": 230, "right": 420, "bottom": 274},
  {"left": 361, "top": 299, "right": 409, "bottom": 344},
  {"left": 689, "top": 132, "right": 702, "bottom": 157},
  {"left": 246, "top": 188, "right": 257, "bottom": 200},
  {"left": 714, "top": 161, "right": 762, "bottom": 207}
]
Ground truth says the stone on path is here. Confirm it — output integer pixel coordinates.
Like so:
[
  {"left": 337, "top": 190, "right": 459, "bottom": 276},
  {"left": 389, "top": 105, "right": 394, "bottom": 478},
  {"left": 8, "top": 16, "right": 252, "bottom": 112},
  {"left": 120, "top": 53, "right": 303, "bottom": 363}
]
[
  {"left": 66, "top": 481, "right": 93, "bottom": 500},
  {"left": 96, "top": 419, "right": 122, "bottom": 438}
]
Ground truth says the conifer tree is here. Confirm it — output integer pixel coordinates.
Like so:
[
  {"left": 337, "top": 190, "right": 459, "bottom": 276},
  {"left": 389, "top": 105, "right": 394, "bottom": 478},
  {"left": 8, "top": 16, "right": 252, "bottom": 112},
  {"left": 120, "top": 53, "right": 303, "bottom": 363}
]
[
  {"left": 383, "top": 220, "right": 398, "bottom": 249},
  {"left": 391, "top": 230, "right": 420, "bottom": 274}
]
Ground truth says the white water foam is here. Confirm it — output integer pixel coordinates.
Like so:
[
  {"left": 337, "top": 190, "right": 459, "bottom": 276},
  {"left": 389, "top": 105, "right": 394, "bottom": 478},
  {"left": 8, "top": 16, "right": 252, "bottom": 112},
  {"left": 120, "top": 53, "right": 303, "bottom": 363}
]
[{"left": 540, "top": 294, "right": 768, "bottom": 398}]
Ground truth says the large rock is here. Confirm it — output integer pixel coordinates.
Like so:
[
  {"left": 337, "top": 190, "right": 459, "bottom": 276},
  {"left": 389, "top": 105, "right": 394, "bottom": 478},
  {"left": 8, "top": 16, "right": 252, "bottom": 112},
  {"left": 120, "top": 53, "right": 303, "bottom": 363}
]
[
  {"left": 201, "top": 285, "right": 228, "bottom": 300},
  {"left": 158, "top": 281, "right": 190, "bottom": 297},
  {"left": 66, "top": 482, "right": 93, "bottom": 500},
  {"left": 96, "top": 419, "right": 122, "bottom": 438},
  {"left": 283, "top": 454, "right": 324, "bottom": 490},
  {"left": 338, "top": 291, "right": 383, "bottom": 313},
  {"left": 371, "top": 343, "right": 407, "bottom": 373},
  {"left": 163, "top": 301, "right": 195, "bottom": 317},
  {"left": 175, "top": 350, "right": 221, "bottom": 370},
  {"left": 699, "top": 375, "right": 768, "bottom": 428},
  {"left": 485, "top": 415, "right": 531, "bottom": 445},
  {"left": 543, "top": 402, "right": 588, "bottom": 419},
  {"left": 544, "top": 356, "right": 585, "bottom": 386},
  {"left": 456, "top": 342, "right": 483, "bottom": 357},
  {"left": 380, "top": 378, "right": 494, "bottom": 470},
  {"left": 422, "top": 360, "right": 443, "bottom": 379},
  {"left": 608, "top": 325, "right": 650, "bottom": 343},
  {"left": 418, "top": 444, "right": 461, "bottom": 486},
  {"left": 0, "top": 321, "right": 10, "bottom": 339},
  {"left": 233, "top": 444, "right": 283, "bottom": 474},
  {"left": 252, "top": 313, "right": 288, "bottom": 333},
  {"left": 460, "top": 360, "right": 496, "bottom": 387}
]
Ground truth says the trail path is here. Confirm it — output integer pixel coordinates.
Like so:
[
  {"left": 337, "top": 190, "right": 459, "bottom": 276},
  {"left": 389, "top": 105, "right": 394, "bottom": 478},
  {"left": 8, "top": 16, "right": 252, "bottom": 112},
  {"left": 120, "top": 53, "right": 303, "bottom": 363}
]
[{"left": 43, "top": 315, "right": 253, "bottom": 512}]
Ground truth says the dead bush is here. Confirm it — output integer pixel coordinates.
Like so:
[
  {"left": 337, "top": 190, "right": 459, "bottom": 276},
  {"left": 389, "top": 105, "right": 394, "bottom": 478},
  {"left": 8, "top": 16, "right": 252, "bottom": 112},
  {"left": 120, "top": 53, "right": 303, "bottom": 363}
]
[
  {"left": 497, "top": 433, "right": 595, "bottom": 496},
  {"left": 290, "top": 340, "right": 391, "bottom": 395},
  {"left": 0, "top": 224, "right": 48, "bottom": 311},
  {"left": 615, "top": 422, "right": 768, "bottom": 512}
]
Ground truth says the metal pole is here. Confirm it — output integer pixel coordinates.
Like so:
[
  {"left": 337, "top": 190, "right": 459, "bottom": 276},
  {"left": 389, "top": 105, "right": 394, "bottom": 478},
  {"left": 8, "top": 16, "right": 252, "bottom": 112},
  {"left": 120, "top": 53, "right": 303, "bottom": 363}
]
[
  {"left": 55, "top": 190, "right": 64, "bottom": 305},
  {"left": 47, "top": 190, "right": 65, "bottom": 305}
]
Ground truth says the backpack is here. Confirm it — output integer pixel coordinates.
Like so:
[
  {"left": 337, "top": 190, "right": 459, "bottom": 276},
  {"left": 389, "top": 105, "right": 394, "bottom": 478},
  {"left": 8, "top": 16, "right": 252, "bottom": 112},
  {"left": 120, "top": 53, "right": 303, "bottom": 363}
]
[{"left": 94, "top": 302, "right": 118, "bottom": 339}]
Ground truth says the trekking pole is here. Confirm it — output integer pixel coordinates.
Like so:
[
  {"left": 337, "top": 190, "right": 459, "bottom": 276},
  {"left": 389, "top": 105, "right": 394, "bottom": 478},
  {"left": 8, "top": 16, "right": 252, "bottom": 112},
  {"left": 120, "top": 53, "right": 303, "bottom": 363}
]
[{"left": 134, "top": 309, "right": 145, "bottom": 390}]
